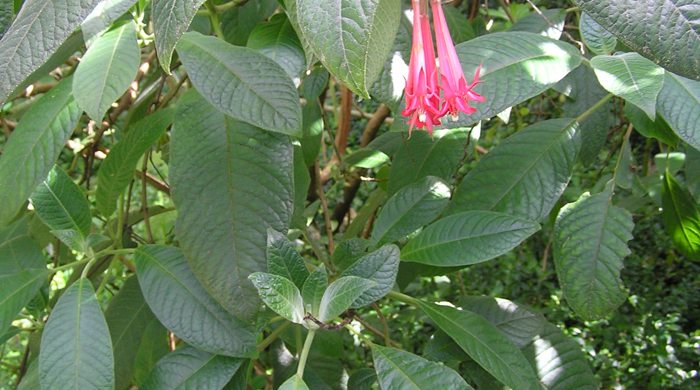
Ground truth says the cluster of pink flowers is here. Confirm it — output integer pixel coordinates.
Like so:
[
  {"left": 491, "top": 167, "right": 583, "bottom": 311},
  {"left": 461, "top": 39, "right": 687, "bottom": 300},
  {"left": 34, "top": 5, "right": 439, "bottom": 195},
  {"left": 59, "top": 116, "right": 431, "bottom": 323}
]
[{"left": 402, "top": 0, "right": 485, "bottom": 135}]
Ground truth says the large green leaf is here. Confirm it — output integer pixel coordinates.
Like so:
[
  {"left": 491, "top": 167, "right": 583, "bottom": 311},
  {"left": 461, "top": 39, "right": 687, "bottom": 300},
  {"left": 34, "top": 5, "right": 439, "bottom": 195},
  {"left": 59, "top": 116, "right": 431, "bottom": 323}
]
[
  {"left": 579, "top": 13, "right": 617, "bottom": 55},
  {"left": 625, "top": 103, "right": 678, "bottom": 146},
  {"left": 96, "top": 108, "right": 173, "bottom": 216},
  {"left": 341, "top": 245, "right": 400, "bottom": 308},
  {"left": 176, "top": 32, "right": 301, "bottom": 135},
  {"left": 296, "top": 0, "right": 401, "bottom": 98},
  {"left": 132, "top": 320, "right": 169, "bottom": 387},
  {"left": 574, "top": 0, "right": 700, "bottom": 80},
  {"left": 0, "top": 78, "right": 81, "bottom": 226},
  {"left": 318, "top": 276, "right": 375, "bottom": 322},
  {"left": 30, "top": 167, "right": 92, "bottom": 252},
  {"left": 415, "top": 301, "right": 540, "bottom": 390},
  {"left": 267, "top": 229, "right": 310, "bottom": 290},
  {"left": 401, "top": 211, "right": 540, "bottom": 267},
  {"left": 105, "top": 276, "right": 160, "bottom": 390},
  {"left": 387, "top": 128, "right": 468, "bottom": 195},
  {"left": 523, "top": 324, "right": 597, "bottom": 390},
  {"left": 591, "top": 53, "right": 665, "bottom": 120},
  {"left": 39, "top": 278, "right": 114, "bottom": 389},
  {"left": 0, "top": 269, "right": 47, "bottom": 335},
  {"left": 301, "top": 266, "right": 328, "bottom": 317},
  {"left": 511, "top": 9, "right": 566, "bottom": 40},
  {"left": 82, "top": 0, "right": 139, "bottom": 44},
  {"left": 73, "top": 21, "right": 140, "bottom": 120},
  {"left": 247, "top": 13, "right": 305, "bottom": 80},
  {"left": 448, "top": 119, "right": 581, "bottom": 221},
  {"left": 0, "top": 0, "right": 101, "bottom": 102},
  {"left": 249, "top": 272, "right": 305, "bottom": 324},
  {"left": 372, "top": 176, "right": 450, "bottom": 245},
  {"left": 371, "top": 345, "right": 472, "bottom": 390},
  {"left": 141, "top": 346, "right": 245, "bottom": 390},
  {"left": 450, "top": 32, "right": 582, "bottom": 126},
  {"left": 152, "top": 0, "right": 206, "bottom": 73},
  {"left": 170, "top": 91, "right": 294, "bottom": 321},
  {"left": 134, "top": 245, "right": 257, "bottom": 357},
  {"left": 554, "top": 190, "right": 634, "bottom": 320},
  {"left": 661, "top": 171, "right": 700, "bottom": 258},
  {"left": 657, "top": 72, "right": 700, "bottom": 151},
  {"left": 460, "top": 296, "right": 545, "bottom": 348}
]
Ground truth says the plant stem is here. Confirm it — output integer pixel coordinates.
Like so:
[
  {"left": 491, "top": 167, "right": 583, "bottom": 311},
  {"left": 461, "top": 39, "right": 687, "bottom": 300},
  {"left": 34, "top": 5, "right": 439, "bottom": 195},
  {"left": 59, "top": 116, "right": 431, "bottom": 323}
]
[
  {"left": 296, "top": 330, "right": 316, "bottom": 378},
  {"left": 257, "top": 322, "right": 291, "bottom": 352},
  {"left": 205, "top": 1, "right": 225, "bottom": 39},
  {"left": 386, "top": 290, "right": 419, "bottom": 305},
  {"left": 49, "top": 258, "right": 91, "bottom": 274},
  {"left": 576, "top": 94, "right": 613, "bottom": 123}
]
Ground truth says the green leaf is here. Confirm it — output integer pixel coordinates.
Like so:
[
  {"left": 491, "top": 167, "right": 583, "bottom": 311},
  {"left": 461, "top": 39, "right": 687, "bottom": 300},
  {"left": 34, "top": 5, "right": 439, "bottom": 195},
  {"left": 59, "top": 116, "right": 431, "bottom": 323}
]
[
  {"left": 132, "top": 320, "right": 169, "bottom": 387},
  {"left": 344, "top": 149, "right": 390, "bottom": 169},
  {"left": 39, "top": 278, "right": 114, "bottom": 389},
  {"left": 296, "top": 0, "right": 401, "bottom": 98},
  {"left": 0, "top": 78, "right": 81, "bottom": 226},
  {"left": 318, "top": 276, "right": 375, "bottom": 322},
  {"left": 249, "top": 272, "right": 305, "bottom": 324},
  {"left": 625, "top": 103, "right": 678, "bottom": 146},
  {"left": 459, "top": 296, "right": 545, "bottom": 348},
  {"left": 387, "top": 128, "right": 468, "bottom": 195},
  {"left": 141, "top": 346, "right": 245, "bottom": 390},
  {"left": 152, "top": 0, "right": 206, "bottom": 73},
  {"left": 176, "top": 32, "right": 301, "bottom": 135},
  {"left": 73, "top": 21, "right": 140, "bottom": 120},
  {"left": 291, "top": 145, "right": 311, "bottom": 229},
  {"left": 135, "top": 245, "right": 257, "bottom": 357},
  {"left": 0, "top": 270, "right": 48, "bottom": 335},
  {"left": 371, "top": 344, "right": 473, "bottom": 390},
  {"left": 369, "top": 11, "right": 410, "bottom": 110},
  {"left": 341, "top": 245, "right": 399, "bottom": 308},
  {"left": 96, "top": 108, "right": 173, "bottom": 216},
  {"left": 301, "top": 266, "right": 328, "bottom": 316},
  {"left": 347, "top": 368, "right": 377, "bottom": 390},
  {"left": 661, "top": 171, "right": 700, "bottom": 258},
  {"left": 554, "top": 190, "right": 634, "bottom": 320},
  {"left": 171, "top": 91, "right": 294, "bottom": 321},
  {"left": 414, "top": 301, "right": 540, "bottom": 390},
  {"left": 105, "top": 276, "right": 160, "bottom": 390},
  {"left": 0, "top": 0, "right": 101, "bottom": 102},
  {"left": 574, "top": 0, "right": 700, "bottom": 80},
  {"left": 451, "top": 32, "right": 582, "bottom": 126},
  {"left": 449, "top": 119, "right": 580, "bottom": 221},
  {"left": 523, "top": 324, "right": 597, "bottom": 390},
  {"left": 401, "top": 211, "right": 540, "bottom": 267},
  {"left": 279, "top": 374, "right": 310, "bottom": 390},
  {"left": 300, "top": 100, "right": 325, "bottom": 167},
  {"left": 591, "top": 53, "right": 665, "bottom": 119},
  {"left": 657, "top": 72, "right": 700, "bottom": 151},
  {"left": 511, "top": 9, "right": 566, "bottom": 40},
  {"left": 30, "top": 167, "right": 92, "bottom": 252},
  {"left": 579, "top": 13, "right": 617, "bottom": 55},
  {"left": 267, "top": 229, "right": 310, "bottom": 290},
  {"left": 443, "top": 6, "right": 476, "bottom": 44},
  {"left": 82, "top": 0, "right": 138, "bottom": 44},
  {"left": 247, "top": 13, "right": 305, "bottom": 80},
  {"left": 372, "top": 176, "right": 450, "bottom": 245},
  {"left": 222, "top": 0, "right": 279, "bottom": 46}
]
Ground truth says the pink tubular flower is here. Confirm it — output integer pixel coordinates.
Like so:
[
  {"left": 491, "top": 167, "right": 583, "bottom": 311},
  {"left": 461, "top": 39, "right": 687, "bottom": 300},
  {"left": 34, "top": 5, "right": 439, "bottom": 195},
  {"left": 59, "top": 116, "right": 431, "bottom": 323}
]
[
  {"left": 430, "top": 0, "right": 485, "bottom": 121},
  {"left": 402, "top": 0, "right": 441, "bottom": 134}
]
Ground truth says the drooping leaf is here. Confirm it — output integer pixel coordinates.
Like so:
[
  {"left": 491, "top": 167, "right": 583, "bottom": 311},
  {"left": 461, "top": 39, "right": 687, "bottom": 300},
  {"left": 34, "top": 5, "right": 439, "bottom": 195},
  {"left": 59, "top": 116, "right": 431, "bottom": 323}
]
[
  {"left": 141, "top": 345, "right": 245, "bottom": 390},
  {"left": 301, "top": 266, "right": 328, "bottom": 317},
  {"left": 267, "top": 229, "right": 310, "bottom": 290},
  {"left": 0, "top": 78, "right": 81, "bottom": 226},
  {"left": 579, "top": 13, "right": 617, "bottom": 55},
  {"left": 574, "top": 0, "right": 700, "bottom": 80},
  {"left": 176, "top": 31, "right": 302, "bottom": 135},
  {"left": 73, "top": 21, "right": 140, "bottom": 120},
  {"left": 369, "top": 10, "right": 411, "bottom": 111},
  {"left": 371, "top": 344, "right": 473, "bottom": 390},
  {"left": 448, "top": 119, "right": 581, "bottom": 221},
  {"left": 296, "top": 0, "right": 402, "bottom": 98},
  {"left": 449, "top": 32, "right": 582, "bottom": 127},
  {"left": 134, "top": 245, "right": 257, "bottom": 357},
  {"left": 554, "top": 190, "right": 634, "bottom": 320},
  {"left": 415, "top": 300, "right": 540, "bottom": 390},
  {"left": 591, "top": 53, "right": 665, "bottom": 120},
  {"left": 523, "top": 324, "right": 597, "bottom": 390},
  {"left": 247, "top": 13, "right": 306, "bottom": 80},
  {"left": 657, "top": 72, "right": 700, "bottom": 151},
  {"left": 341, "top": 245, "right": 400, "bottom": 307},
  {"left": 39, "top": 278, "right": 114, "bottom": 389},
  {"left": 0, "top": 0, "right": 102, "bottom": 102},
  {"left": 661, "top": 171, "right": 700, "bottom": 258},
  {"left": 318, "top": 276, "right": 375, "bottom": 322},
  {"left": 291, "top": 145, "right": 311, "bottom": 229},
  {"left": 625, "top": 103, "right": 678, "bottom": 146},
  {"left": 401, "top": 211, "right": 540, "bottom": 267},
  {"left": 249, "top": 272, "right": 305, "bottom": 324},
  {"left": 96, "top": 108, "right": 173, "bottom": 216},
  {"left": 511, "top": 9, "right": 566, "bottom": 40},
  {"left": 372, "top": 176, "right": 451, "bottom": 245},
  {"left": 82, "top": 0, "right": 139, "bottom": 44},
  {"left": 459, "top": 296, "right": 545, "bottom": 348},
  {"left": 30, "top": 167, "right": 92, "bottom": 252},
  {"left": 170, "top": 91, "right": 294, "bottom": 321},
  {"left": 152, "top": 0, "right": 207, "bottom": 73}
]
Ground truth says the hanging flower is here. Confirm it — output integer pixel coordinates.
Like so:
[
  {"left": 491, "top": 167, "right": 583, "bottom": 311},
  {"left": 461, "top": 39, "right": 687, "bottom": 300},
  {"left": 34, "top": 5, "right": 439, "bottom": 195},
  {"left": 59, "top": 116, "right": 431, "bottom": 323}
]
[
  {"left": 430, "top": 0, "right": 485, "bottom": 121},
  {"left": 401, "top": 0, "right": 441, "bottom": 134}
]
